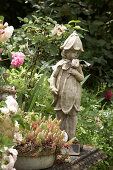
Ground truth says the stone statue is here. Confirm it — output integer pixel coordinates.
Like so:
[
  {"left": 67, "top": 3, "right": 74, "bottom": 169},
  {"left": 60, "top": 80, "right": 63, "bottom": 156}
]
[{"left": 50, "top": 31, "right": 84, "bottom": 141}]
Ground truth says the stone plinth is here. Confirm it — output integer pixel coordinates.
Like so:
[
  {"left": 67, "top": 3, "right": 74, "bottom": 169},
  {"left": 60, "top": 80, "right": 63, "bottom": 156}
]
[{"left": 47, "top": 145, "right": 107, "bottom": 170}]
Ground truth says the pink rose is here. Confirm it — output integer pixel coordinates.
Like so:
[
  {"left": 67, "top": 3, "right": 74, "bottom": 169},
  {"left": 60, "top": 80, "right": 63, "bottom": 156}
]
[
  {"left": 11, "top": 52, "right": 25, "bottom": 67},
  {"left": 1, "top": 29, "right": 5, "bottom": 34},
  {"left": 0, "top": 48, "right": 2, "bottom": 53},
  {"left": 105, "top": 90, "right": 113, "bottom": 100}
]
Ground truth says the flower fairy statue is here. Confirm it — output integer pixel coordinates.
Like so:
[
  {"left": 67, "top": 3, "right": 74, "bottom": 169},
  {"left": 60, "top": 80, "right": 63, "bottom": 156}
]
[{"left": 50, "top": 31, "right": 84, "bottom": 144}]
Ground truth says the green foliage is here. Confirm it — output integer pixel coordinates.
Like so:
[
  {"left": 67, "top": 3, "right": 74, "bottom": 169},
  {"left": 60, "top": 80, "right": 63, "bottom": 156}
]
[
  {"left": 0, "top": 15, "right": 84, "bottom": 112},
  {"left": 77, "top": 88, "right": 113, "bottom": 169},
  {"left": 27, "top": 0, "right": 113, "bottom": 86},
  {"left": 0, "top": 0, "right": 33, "bottom": 28},
  {"left": 0, "top": 133, "right": 14, "bottom": 153}
]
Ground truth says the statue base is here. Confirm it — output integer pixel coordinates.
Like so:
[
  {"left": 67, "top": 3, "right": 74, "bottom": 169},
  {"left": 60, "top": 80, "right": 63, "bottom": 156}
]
[{"left": 47, "top": 145, "right": 107, "bottom": 170}]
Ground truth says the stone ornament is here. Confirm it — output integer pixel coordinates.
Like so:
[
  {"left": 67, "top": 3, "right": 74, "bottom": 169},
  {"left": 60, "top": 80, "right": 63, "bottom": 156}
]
[{"left": 50, "top": 31, "right": 84, "bottom": 140}]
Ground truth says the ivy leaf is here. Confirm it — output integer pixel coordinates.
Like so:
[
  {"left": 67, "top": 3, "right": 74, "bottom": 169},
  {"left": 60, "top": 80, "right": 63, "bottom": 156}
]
[
  {"left": 31, "top": 115, "right": 36, "bottom": 121},
  {"left": 17, "top": 17, "right": 24, "bottom": 22},
  {"left": 2, "top": 136, "right": 9, "bottom": 145},
  {"left": 68, "top": 20, "right": 81, "bottom": 24},
  {"left": 11, "top": 114, "right": 25, "bottom": 129},
  {"left": 0, "top": 146, "right": 6, "bottom": 152},
  {"left": 25, "top": 123, "right": 30, "bottom": 130}
]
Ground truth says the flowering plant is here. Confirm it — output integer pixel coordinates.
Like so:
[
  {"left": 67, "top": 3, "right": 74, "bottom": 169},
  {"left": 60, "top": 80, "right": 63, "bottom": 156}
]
[
  {"left": 0, "top": 96, "right": 72, "bottom": 169},
  {"left": 0, "top": 96, "right": 23, "bottom": 169},
  {"left": 11, "top": 52, "right": 25, "bottom": 67},
  {"left": 0, "top": 20, "right": 14, "bottom": 42},
  {"left": 105, "top": 90, "right": 113, "bottom": 101},
  {"left": 16, "top": 113, "right": 70, "bottom": 157}
]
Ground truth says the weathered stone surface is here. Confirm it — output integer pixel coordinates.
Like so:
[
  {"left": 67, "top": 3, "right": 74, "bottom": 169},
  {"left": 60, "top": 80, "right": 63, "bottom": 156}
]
[
  {"left": 0, "top": 85, "right": 16, "bottom": 101},
  {"left": 47, "top": 145, "right": 107, "bottom": 170}
]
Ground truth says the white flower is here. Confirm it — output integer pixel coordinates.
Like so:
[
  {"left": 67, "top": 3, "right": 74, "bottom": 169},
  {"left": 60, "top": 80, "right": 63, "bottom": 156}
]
[
  {"left": 9, "top": 106, "right": 18, "bottom": 114},
  {"left": 62, "top": 131, "right": 68, "bottom": 142},
  {"left": 4, "top": 22, "right": 8, "bottom": 27},
  {"left": 2, "top": 148, "right": 18, "bottom": 170},
  {"left": 2, "top": 155, "right": 15, "bottom": 170},
  {"left": 0, "top": 25, "right": 14, "bottom": 42},
  {"left": 14, "top": 121, "right": 19, "bottom": 132},
  {"left": 4, "top": 26, "right": 14, "bottom": 38},
  {"left": 8, "top": 148, "right": 18, "bottom": 162},
  {"left": 6, "top": 96, "right": 18, "bottom": 114},
  {"left": 51, "top": 24, "right": 67, "bottom": 36},
  {"left": 13, "top": 132, "right": 22, "bottom": 144},
  {"left": 0, "top": 107, "right": 9, "bottom": 114},
  {"left": 72, "top": 59, "right": 79, "bottom": 68}
]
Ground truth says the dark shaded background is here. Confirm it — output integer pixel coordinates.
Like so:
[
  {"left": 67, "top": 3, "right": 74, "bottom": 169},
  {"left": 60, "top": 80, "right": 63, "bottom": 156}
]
[{"left": 0, "top": 0, "right": 33, "bottom": 28}]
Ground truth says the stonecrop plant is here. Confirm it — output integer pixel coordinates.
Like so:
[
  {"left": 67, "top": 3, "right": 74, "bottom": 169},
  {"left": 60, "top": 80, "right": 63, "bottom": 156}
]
[{"left": 16, "top": 114, "right": 70, "bottom": 157}]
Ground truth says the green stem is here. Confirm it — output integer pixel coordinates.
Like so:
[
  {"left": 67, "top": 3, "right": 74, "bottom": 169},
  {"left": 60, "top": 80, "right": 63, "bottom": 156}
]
[{"left": 0, "top": 58, "right": 9, "bottom": 61}]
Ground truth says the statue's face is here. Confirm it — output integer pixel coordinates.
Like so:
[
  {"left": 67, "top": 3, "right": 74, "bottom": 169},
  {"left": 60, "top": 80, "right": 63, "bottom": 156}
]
[{"left": 61, "top": 49, "right": 80, "bottom": 60}]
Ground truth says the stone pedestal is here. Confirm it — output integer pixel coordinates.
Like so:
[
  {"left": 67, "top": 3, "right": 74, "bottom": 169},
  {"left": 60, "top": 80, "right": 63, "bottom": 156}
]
[{"left": 47, "top": 145, "right": 107, "bottom": 170}]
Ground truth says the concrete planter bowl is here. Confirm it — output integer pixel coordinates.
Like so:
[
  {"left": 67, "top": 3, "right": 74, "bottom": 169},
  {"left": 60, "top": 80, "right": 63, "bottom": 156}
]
[{"left": 15, "top": 153, "right": 55, "bottom": 170}]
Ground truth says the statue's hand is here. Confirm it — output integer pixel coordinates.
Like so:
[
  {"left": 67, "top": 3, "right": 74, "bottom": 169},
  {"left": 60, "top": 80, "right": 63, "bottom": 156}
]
[
  {"left": 69, "top": 68, "right": 78, "bottom": 75},
  {"left": 51, "top": 86, "right": 58, "bottom": 95}
]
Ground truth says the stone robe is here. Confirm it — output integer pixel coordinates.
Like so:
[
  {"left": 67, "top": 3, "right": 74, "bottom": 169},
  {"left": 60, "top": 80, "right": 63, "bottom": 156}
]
[{"left": 50, "top": 59, "right": 84, "bottom": 114}]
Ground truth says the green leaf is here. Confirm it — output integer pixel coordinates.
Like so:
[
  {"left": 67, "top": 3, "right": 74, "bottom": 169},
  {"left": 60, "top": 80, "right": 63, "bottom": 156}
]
[
  {"left": 17, "top": 17, "right": 24, "bottom": 22},
  {"left": 81, "top": 74, "right": 91, "bottom": 86},
  {"left": 0, "top": 16, "right": 4, "bottom": 22},
  {"left": 25, "top": 123, "right": 30, "bottom": 130},
  {"left": 0, "top": 133, "right": 2, "bottom": 142},
  {"left": 19, "top": 124, "right": 25, "bottom": 130},
  {"left": 24, "top": 17, "right": 29, "bottom": 23},
  {"left": 31, "top": 115, "right": 36, "bottom": 121},
  {"left": 2, "top": 136, "right": 9, "bottom": 145},
  {"left": 12, "top": 114, "right": 25, "bottom": 128},
  {"left": 0, "top": 146, "right": 6, "bottom": 152},
  {"left": 27, "top": 74, "right": 46, "bottom": 112},
  {"left": 68, "top": 20, "right": 81, "bottom": 24}
]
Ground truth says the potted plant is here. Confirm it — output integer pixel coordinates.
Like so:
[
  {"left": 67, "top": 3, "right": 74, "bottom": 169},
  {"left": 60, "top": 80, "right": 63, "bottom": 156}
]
[{"left": 14, "top": 112, "right": 70, "bottom": 170}]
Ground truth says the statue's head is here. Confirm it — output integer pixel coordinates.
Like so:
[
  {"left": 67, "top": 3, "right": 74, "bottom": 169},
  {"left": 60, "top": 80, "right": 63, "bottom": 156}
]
[{"left": 60, "top": 31, "right": 84, "bottom": 60}]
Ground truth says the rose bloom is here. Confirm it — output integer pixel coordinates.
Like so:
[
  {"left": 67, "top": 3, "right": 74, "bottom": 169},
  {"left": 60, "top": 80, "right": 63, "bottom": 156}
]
[
  {"left": 2, "top": 148, "right": 18, "bottom": 170},
  {"left": 0, "top": 48, "right": 2, "bottom": 53},
  {"left": 51, "top": 24, "right": 67, "bottom": 36},
  {"left": 0, "top": 107, "right": 9, "bottom": 114},
  {"left": 11, "top": 52, "right": 25, "bottom": 67},
  {"left": 2, "top": 155, "right": 15, "bottom": 170},
  {"left": 106, "top": 90, "right": 113, "bottom": 100},
  {"left": 8, "top": 148, "right": 18, "bottom": 162},
  {"left": 72, "top": 59, "right": 79, "bottom": 68},
  {"left": 0, "top": 25, "right": 14, "bottom": 42},
  {"left": 14, "top": 120, "right": 20, "bottom": 132},
  {"left": 4, "top": 22, "right": 8, "bottom": 27},
  {"left": 13, "top": 132, "right": 23, "bottom": 144},
  {"left": 5, "top": 96, "right": 18, "bottom": 114},
  {"left": 1, "top": 29, "right": 5, "bottom": 34}
]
